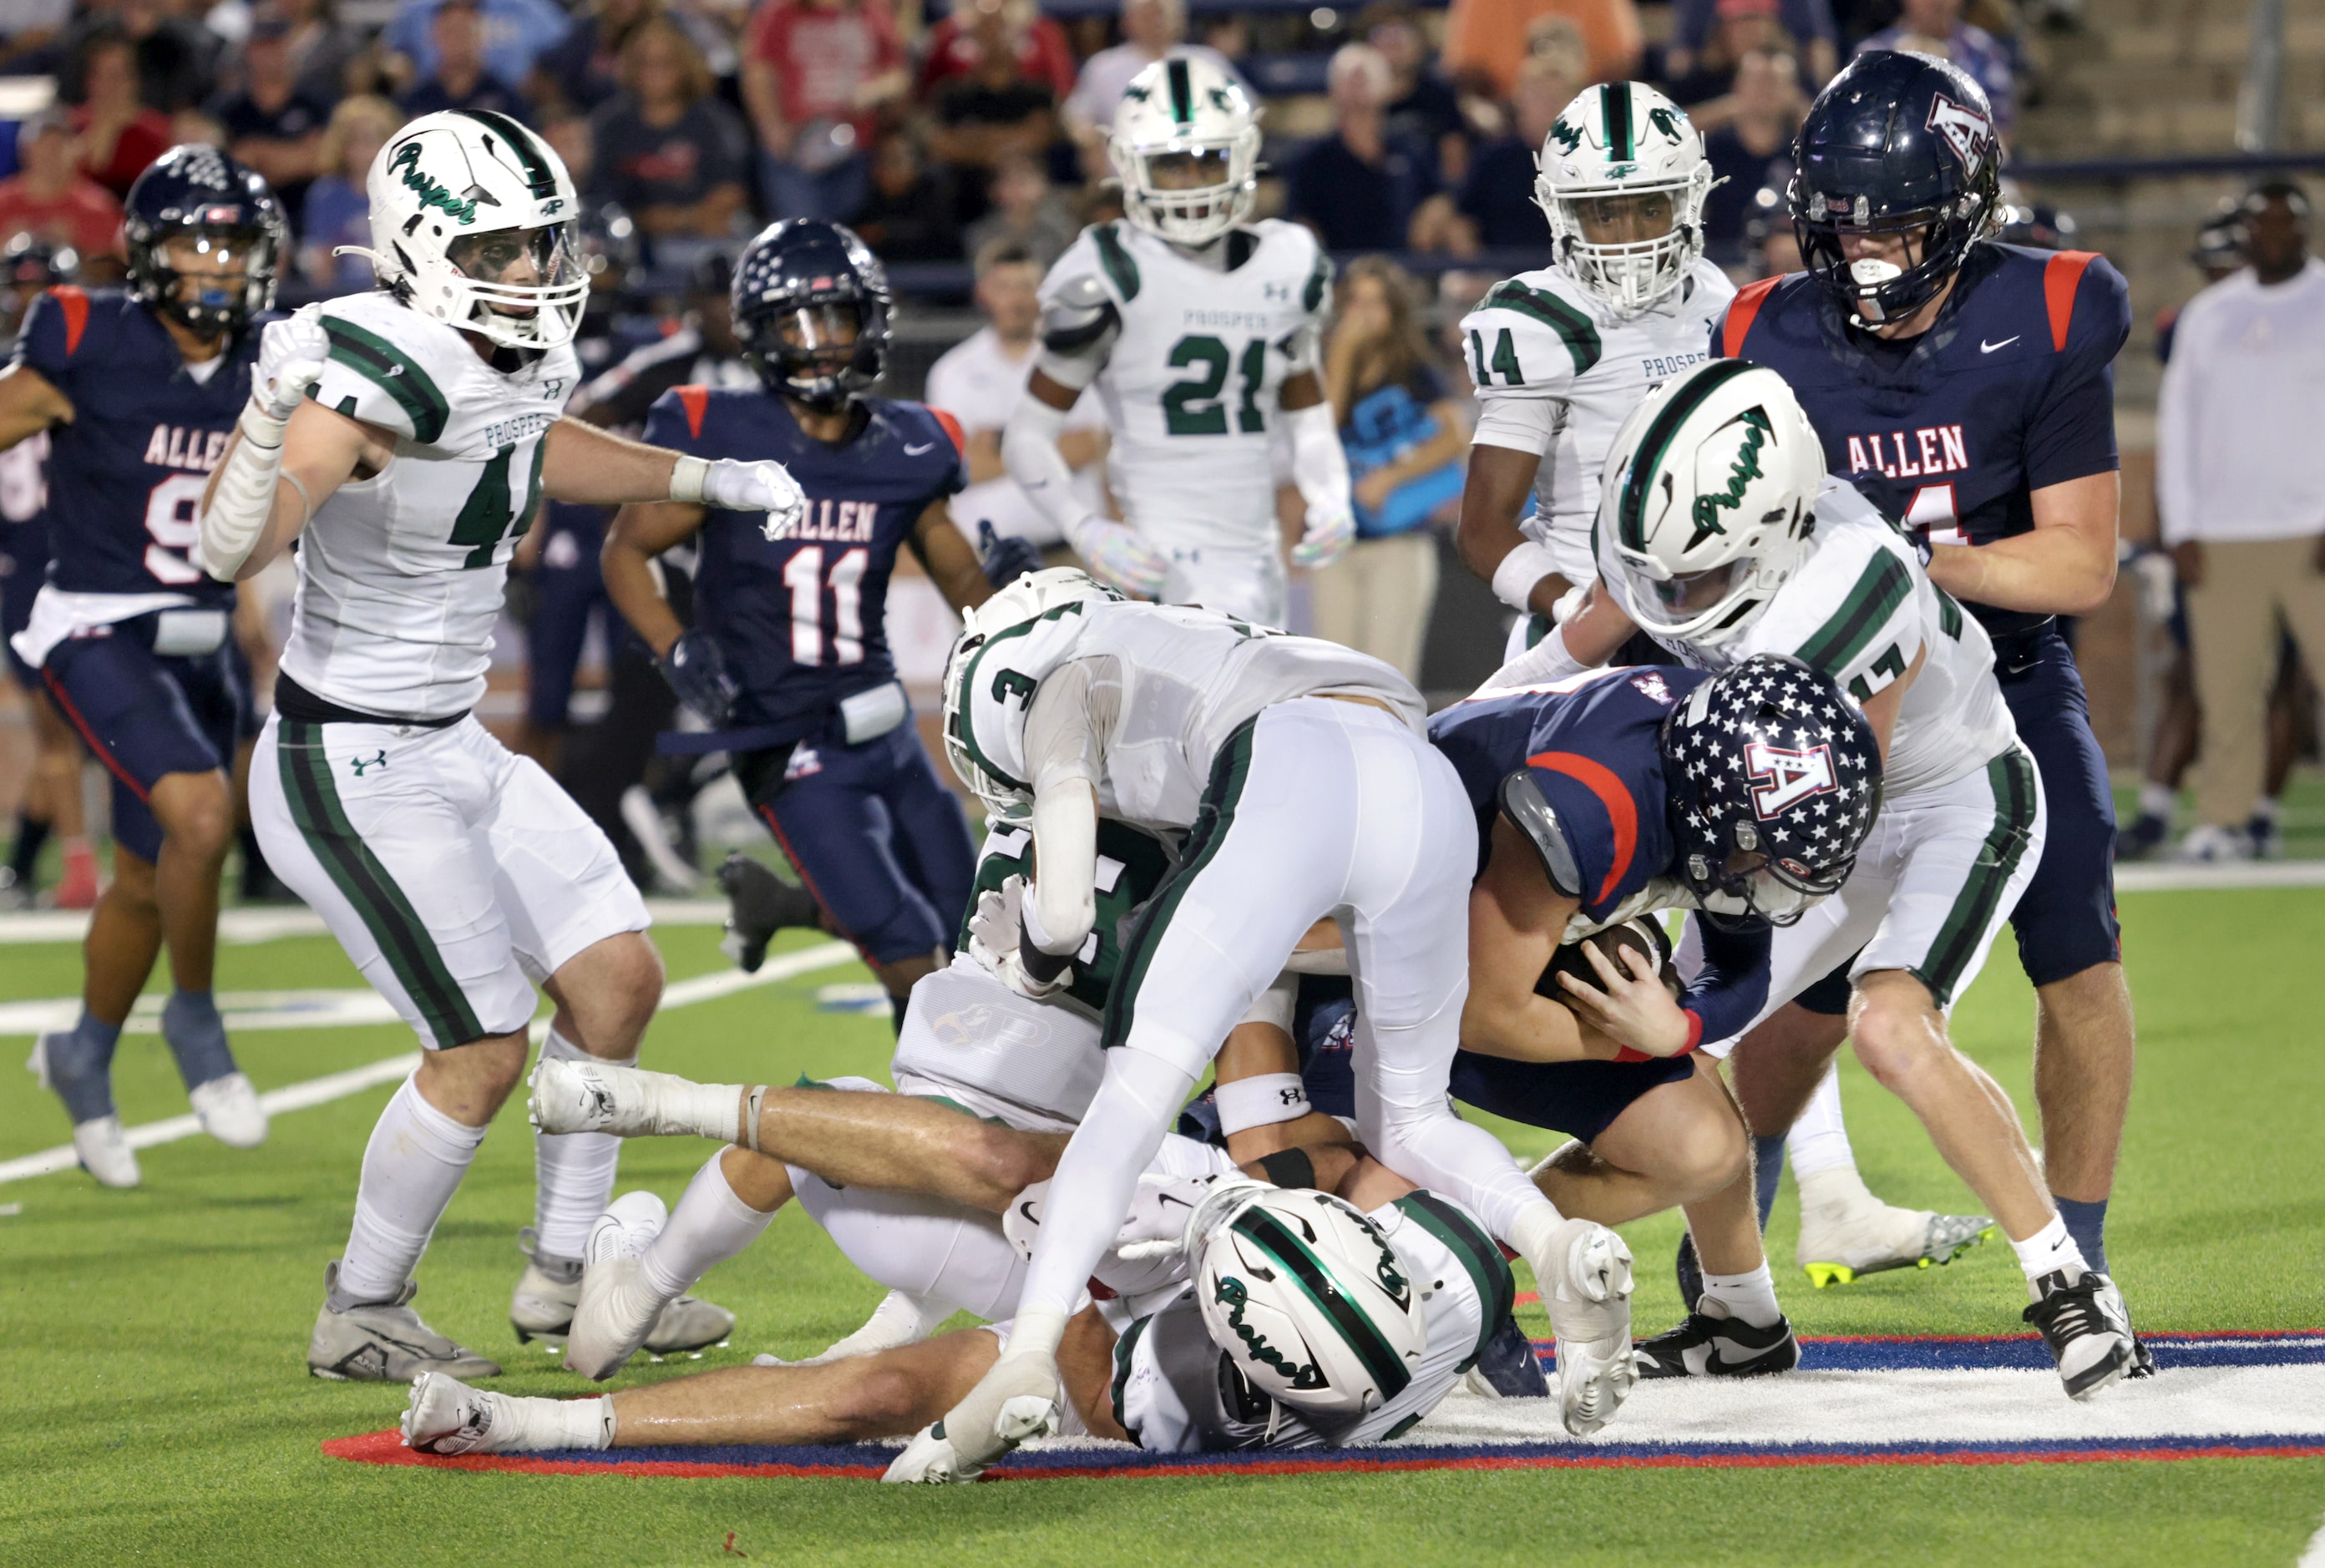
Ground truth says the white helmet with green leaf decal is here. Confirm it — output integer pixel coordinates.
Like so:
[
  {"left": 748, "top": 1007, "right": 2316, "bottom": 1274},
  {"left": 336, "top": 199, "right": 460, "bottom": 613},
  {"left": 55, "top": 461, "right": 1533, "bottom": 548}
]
[
  {"left": 1534, "top": 82, "right": 1713, "bottom": 317},
  {"left": 1110, "top": 55, "right": 1263, "bottom": 247},
  {"left": 344, "top": 109, "right": 589, "bottom": 352}
]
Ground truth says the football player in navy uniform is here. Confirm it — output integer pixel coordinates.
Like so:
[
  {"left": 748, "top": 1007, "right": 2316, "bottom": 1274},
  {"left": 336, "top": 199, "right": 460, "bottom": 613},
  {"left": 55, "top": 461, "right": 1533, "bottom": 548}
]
[
  {"left": 603, "top": 220, "right": 1041, "bottom": 1029},
  {"left": 1711, "top": 53, "right": 2144, "bottom": 1321},
  {"left": 0, "top": 146, "right": 284, "bottom": 1186},
  {"left": 1434, "top": 658, "right": 1880, "bottom": 1379}
]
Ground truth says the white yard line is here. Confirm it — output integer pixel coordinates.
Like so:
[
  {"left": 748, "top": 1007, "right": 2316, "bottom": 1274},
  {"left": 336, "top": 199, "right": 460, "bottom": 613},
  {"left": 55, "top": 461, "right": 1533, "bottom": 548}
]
[
  {"left": 0, "top": 941, "right": 857, "bottom": 1187},
  {"left": 2301, "top": 1515, "right": 2325, "bottom": 1568},
  {"left": 0, "top": 897, "right": 733, "bottom": 947}
]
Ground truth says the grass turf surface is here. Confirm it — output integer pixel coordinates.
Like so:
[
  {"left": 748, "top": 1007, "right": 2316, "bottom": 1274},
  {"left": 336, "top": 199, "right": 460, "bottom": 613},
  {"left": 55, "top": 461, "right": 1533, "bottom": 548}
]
[{"left": 3, "top": 898, "right": 2322, "bottom": 1565}]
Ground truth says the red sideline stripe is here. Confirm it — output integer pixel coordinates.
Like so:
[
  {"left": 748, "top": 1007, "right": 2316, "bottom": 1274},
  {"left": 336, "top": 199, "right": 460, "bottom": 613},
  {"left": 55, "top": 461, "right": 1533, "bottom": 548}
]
[
  {"left": 676, "top": 384, "right": 711, "bottom": 441},
  {"left": 1723, "top": 276, "right": 1781, "bottom": 360},
  {"left": 43, "top": 667, "right": 151, "bottom": 803},
  {"left": 324, "top": 1429, "right": 2325, "bottom": 1482},
  {"left": 2043, "top": 251, "right": 2098, "bottom": 352}
]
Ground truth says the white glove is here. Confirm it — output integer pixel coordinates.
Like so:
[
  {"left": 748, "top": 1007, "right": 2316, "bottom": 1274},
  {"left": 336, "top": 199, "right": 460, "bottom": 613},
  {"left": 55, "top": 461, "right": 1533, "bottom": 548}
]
[
  {"left": 965, "top": 874, "right": 1069, "bottom": 1000},
  {"left": 1289, "top": 500, "right": 1355, "bottom": 570},
  {"left": 699, "top": 458, "right": 808, "bottom": 540},
  {"left": 1116, "top": 1173, "right": 1270, "bottom": 1262},
  {"left": 254, "top": 305, "right": 328, "bottom": 423},
  {"left": 1066, "top": 514, "right": 1169, "bottom": 597}
]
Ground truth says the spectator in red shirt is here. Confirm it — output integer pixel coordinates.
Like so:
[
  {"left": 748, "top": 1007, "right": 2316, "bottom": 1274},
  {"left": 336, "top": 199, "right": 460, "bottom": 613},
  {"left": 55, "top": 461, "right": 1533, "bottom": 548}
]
[
  {"left": 742, "top": 0, "right": 909, "bottom": 223},
  {"left": 68, "top": 29, "right": 175, "bottom": 200},
  {"left": 917, "top": 0, "right": 1076, "bottom": 103},
  {"left": 0, "top": 110, "right": 125, "bottom": 263},
  {"left": 589, "top": 17, "right": 751, "bottom": 240}
]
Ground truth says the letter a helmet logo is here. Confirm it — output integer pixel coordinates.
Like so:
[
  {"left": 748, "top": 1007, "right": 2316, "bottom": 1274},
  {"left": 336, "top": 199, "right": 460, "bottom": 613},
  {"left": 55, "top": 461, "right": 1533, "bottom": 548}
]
[
  {"left": 1925, "top": 94, "right": 1993, "bottom": 177},
  {"left": 1744, "top": 740, "right": 1837, "bottom": 820}
]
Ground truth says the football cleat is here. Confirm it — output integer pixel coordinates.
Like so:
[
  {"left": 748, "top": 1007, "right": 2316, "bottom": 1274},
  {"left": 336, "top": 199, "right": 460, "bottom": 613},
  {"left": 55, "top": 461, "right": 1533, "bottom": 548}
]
[
  {"left": 309, "top": 1262, "right": 501, "bottom": 1382},
  {"left": 1634, "top": 1310, "right": 1801, "bottom": 1379},
  {"left": 510, "top": 1227, "right": 586, "bottom": 1343},
  {"left": 1674, "top": 1230, "right": 1705, "bottom": 1313},
  {"left": 717, "top": 852, "right": 823, "bottom": 973},
  {"left": 187, "top": 1071, "right": 268, "bottom": 1149},
  {"left": 402, "top": 1371, "right": 509, "bottom": 1455},
  {"left": 528, "top": 1055, "right": 732, "bottom": 1141},
  {"left": 884, "top": 1421, "right": 977, "bottom": 1485},
  {"left": 890, "top": 1352, "right": 1061, "bottom": 1483},
  {"left": 757, "top": 1288, "right": 949, "bottom": 1368},
  {"left": 513, "top": 1212, "right": 737, "bottom": 1365},
  {"left": 1461, "top": 1308, "right": 1551, "bottom": 1399},
  {"left": 2175, "top": 822, "right": 2253, "bottom": 863},
  {"left": 1527, "top": 1216, "right": 1637, "bottom": 1438},
  {"left": 564, "top": 1192, "right": 737, "bottom": 1378},
  {"left": 1796, "top": 1170, "right": 1992, "bottom": 1287},
  {"left": 2024, "top": 1265, "right": 2137, "bottom": 1400},
  {"left": 71, "top": 1114, "right": 141, "bottom": 1189},
  {"left": 2127, "top": 1335, "right": 2158, "bottom": 1378},
  {"left": 2115, "top": 811, "right": 2171, "bottom": 862}
]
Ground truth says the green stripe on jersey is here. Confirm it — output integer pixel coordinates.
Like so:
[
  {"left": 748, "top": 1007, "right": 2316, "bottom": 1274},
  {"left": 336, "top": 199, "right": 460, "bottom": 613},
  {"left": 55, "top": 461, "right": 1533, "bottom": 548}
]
[
  {"left": 1303, "top": 248, "right": 1333, "bottom": 314},
  {"left": 1913, "top": 746, "right": 2038, "bottom": 1007},
  {"left": 323, "top": 318, "right": 451, "bottom": 444},
  {"left": 1394, "top": 1192, "right": 1514, "bottom": 1369},
  {"left": 276, "top": 721, "right": 484, "bottom": 1048},
  {"left": 1796, "top": 552, "right": 1913, "bottom": 676},
  {"left": 1092, "top": 223, "right": 1142, "bottom": 301},
  {"left": 1936, "top": 585, "right": 1965, "bottom": 640},
  {"left": 1481, "top": 281, "right": 1602, "bottom": 376}
]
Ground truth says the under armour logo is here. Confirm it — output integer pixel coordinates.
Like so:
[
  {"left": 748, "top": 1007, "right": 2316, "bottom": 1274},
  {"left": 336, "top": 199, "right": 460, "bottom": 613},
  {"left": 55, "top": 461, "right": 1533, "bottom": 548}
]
[
  {"left": 1263, "top": 281, "right": 1290, "bottom": 301},
  {"left": 349, "top": 750, "right": 388, "bottom": 776},
  {"left": 1744, "top": 740, "right": 1836, "bottom": 820}
]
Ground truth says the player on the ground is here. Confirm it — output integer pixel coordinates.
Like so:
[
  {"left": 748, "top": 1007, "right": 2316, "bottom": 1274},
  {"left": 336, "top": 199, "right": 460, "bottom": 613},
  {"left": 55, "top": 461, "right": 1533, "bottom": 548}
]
[
  {"left": 190, "top": 109, "right": 808, "bottom": 1379},
  {"left": 1506, "top": 360, "right": 2141, "bottom": 1398},
  {"left": 3, "top": 148, "right": 281, "bottom": 1186},
  {"left": 603, "top": 220, "right": 1041, "bottom": 1029},
  {"left": 0, "top": 235, "right": 99, "bottom": 912},
  {"left": 1713, "top": 52, "right": 2145, "bottom": 1329},
  {"left": 1452, "top": 81, "right": 1732, "bottom": 660},
  {"left": 917, "top": 569, "right": 1629, "bottom": 1467},
  {"left": 1000, "top": 55, "right": 1354, "bottom": 625},
  {"left": 1431, "top": 653, "right": 1880, "bottom": 1379}
]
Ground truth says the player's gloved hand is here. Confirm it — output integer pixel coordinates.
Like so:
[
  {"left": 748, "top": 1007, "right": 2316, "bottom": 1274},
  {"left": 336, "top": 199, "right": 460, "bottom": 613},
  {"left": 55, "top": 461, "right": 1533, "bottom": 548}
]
[
  {"left": 1289, "top": 500, "right": 1355, "bottom": 571},
  {"left": 656, "top": 629, "right": 738, "bottom": 728},
  {"left": 965, "top": 874, "right": 1069, "bottom": 1000},
  {"left": 699, "top": 458, "right": 808, "bottom": 541},
  {"left": 1066, "top": 514, "right": 1169, "bottom": 598},
  {"left": 977, "top": 519, "right": 1045, "bottom": 590},
  {"left": 1116, "top": 1174, "right": 1270, "bottom": 1262},
  {"left": 254, "top": 305, "right": 329, "bottom": 422}
]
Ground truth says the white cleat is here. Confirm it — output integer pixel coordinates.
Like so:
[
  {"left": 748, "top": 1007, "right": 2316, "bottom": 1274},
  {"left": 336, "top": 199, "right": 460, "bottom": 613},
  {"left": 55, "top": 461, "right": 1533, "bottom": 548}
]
[
  {"left": 188, "top": 1072, "right": 269, "bottom": 1148},
  {"left": 885, "top": 1352, "right": 1060, "bottom": 1482},
  {"left": 885, "top": 1422, "right": 976, "bottom": 1484},
  {"left": 755, "top": 1289, "right": 949, "bottom": 1368},
  {"left": 72, "top": 1115, "right": 140, "bottom": 1189},
  {"left": 528, "top": 1055, "right": 727, "bottom": 1141},
  {"left": 1529, "top": 1217, "right": 1636, "bottom": 1438},
  {"left": 1796, "top": 1168, "right": 1992, "bottom": 1287},
  {"left": 567, "top": 1192, "right": 676, "bottom": 1379},
  {"left": 403, "top": 1371, "right": 511, "bottom": 1455}
]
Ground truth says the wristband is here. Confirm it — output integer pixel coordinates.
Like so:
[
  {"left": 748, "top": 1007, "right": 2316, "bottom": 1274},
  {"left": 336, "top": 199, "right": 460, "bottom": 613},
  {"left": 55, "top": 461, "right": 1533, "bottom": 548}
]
[
  {"left": 1491, "top": 540, "right": 1562, "bottom": 613},
  {"left": 669, "top": 453, "right": 710, "bottom": 505},
  {"left": 1214, "top": 1073, "right": 1310, "bottom": 1136}
]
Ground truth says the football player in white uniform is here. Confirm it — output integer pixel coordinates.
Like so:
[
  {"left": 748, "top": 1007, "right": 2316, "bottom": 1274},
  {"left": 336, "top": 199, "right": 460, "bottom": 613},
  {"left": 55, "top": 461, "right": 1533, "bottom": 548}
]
[
  {"left": 1454, "top": 81, "right": 1732, "bottom": 657},
  {"left": 1496, "top": 362, "right": 2141, "bottom": 1399},
  {"left": 1002, "top": 55, "right": 1354, "bottom": 626},
  {"left": 193, "top": 109, "right": 808, "bottom": 1381}
]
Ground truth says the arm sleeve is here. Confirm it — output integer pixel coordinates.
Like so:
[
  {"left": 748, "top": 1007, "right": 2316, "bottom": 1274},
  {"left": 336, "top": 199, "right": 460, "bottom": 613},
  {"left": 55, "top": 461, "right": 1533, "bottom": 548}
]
[
  {"left": 1002, "top": 392, "right": 1093, "bottom": 539},
  {"left": 2024, "top": 256, "right": 2131, "bottom": 491},
  {"left": 1020, "top": 655, "right": 1122, "bottom": 954},
  {"left": 1673, "top": 918, "right": 1771, "bottom": 1049}
]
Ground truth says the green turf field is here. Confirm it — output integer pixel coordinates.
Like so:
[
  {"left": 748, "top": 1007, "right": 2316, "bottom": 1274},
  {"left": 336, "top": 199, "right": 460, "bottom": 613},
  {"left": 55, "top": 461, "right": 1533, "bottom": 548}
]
[{"left": 3, "top": 890, "right": 2322, "bottom": 1566}]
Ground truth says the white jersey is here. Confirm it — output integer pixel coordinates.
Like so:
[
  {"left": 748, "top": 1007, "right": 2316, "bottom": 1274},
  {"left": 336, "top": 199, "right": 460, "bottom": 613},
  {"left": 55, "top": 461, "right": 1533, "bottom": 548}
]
[
  {"left": 955, "top": 599, "right": 1423, "bottom": 832},
  {"left": 924, "top": 325, "right": 1107, "bottom": 547},
  {"left": 281, "top": 292, "right": 579, "bottom": 719},
  {"left": 1045, "top": 220, "right": 1330, "bottom": 551},
  {"left": 1462, "top": 258, "right": 1733, "bottom": 584},
  {"left": 1600, "top": 479, "right": 2018, "bottom": 797}
]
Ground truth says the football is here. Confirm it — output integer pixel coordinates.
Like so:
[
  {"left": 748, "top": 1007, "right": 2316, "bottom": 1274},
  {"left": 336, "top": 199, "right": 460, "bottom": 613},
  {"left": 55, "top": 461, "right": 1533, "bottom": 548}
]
[{"left": 1536, "top": 918, "right": 1679, "bottom": 1001}]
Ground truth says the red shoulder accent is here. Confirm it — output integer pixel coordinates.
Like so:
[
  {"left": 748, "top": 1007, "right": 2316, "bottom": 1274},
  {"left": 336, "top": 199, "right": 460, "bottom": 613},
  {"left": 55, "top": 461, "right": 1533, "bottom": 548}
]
[
  {"left": 50, "top": 286, "right": 89, "bottom": 357},
  {"left": 675, "top": 384, "right": 709, "bottom": 441},
  {"left": 928, "top": 406, "right": 965, "bottom": 454},
  {"left": 1527, "top": 750, "right": 1637, "bottom": 908},
  {"left": 2043, "top": 251, "right": 2100, "bottom": 352},
  {"left": 1722, "top": 276, "right": 1782, "bottom": 361}
]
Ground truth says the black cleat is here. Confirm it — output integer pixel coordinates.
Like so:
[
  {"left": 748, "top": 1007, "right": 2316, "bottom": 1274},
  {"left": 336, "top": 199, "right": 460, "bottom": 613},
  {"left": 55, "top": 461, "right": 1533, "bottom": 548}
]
[
  {"left": 1634, "top": 1310, "right": 1800, "bottom": 1379},
  {"left": 1674, "top": 1231, "right": 1704, "bottom": 1314},
  {"left": 2024, "top": 1266, "right": 2137, "bottom": 1400},
  {"left": 2115, "top": 811, "right": 2170, "bottom": 862},
  {"left": 717, "top": 852, "right": 823, "bottom": 973},
  {"left": 2126, "top": 1334, "right": 2157, "bottom": 1378},
  {"left": 1470, "top": 1308, "right": 1551, "bottom": 1398}
]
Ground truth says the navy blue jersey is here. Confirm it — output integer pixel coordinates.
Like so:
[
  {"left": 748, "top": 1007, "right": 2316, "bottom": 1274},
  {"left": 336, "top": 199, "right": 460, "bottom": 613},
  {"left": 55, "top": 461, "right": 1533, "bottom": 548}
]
[
  {"left": 11, "top": 286, "right": 269, "bottom": 606},
  {"left": 642, "top": 385, "right": 967, "bottom": 732},
  {"left": 1715, "top": 244, "right": 2130, "bottom": 638}
]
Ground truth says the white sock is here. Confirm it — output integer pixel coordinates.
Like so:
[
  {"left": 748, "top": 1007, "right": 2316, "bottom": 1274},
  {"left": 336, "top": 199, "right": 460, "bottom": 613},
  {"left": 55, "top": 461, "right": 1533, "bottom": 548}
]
[
  {"left": 640, "top": 1150, "right": 776, "bottom": 1300},
  {"left": 337, "top": 1074, "right": 489, "bottom": 1306},
  {"left": 1786, "top": 1065, "right": 1856, "bottom": 1180},
  {"left": 1699, "top": 1262, "right": 1783, "bottom": 1328},
  {"left": 1796, "top": 1164, "right": 1877, "bottom": 1215},
  {"left": 493, "top": 1392, "right": 615, "bottom": 1453},
  {"left": 1506, "top": 1201, "right": 1570, "bottom": 1272},
  {"left": 2138, "top": 781, "right": 2176, "bottom": 819},
  {"left": 2008, "top": 1212, "right": 2087, "bottom": 1284},
  {"left": 1014, "top": 1046, "right": 1191, "bottom": 1322},
  {"left": 534, "top": 1029, "right": 631, "bottom": 1262}
]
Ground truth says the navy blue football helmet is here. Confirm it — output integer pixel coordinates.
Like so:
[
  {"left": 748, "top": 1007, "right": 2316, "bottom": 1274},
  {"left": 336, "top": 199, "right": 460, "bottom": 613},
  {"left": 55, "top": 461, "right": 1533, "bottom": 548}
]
[
  {"left": 1789, "top": 51, "right": 2002, "bottom": 326},
  {"left": 732, "top": 219, "right": 891, "bottom": 411},
  {"left": 123, "top": 144, "right": 286, "bottom": 339},
  {"left": 1661, "top": 655, "right": 1882, "bottom": 929}
]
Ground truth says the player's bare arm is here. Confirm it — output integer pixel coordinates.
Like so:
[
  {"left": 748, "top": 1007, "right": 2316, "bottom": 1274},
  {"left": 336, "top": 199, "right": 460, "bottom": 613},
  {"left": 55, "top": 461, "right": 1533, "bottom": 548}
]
[
  {"left": 1927, "top": 470, "right": 2120, "bottom": 616},
  {"left": 909, "top": 499, "right": 997, "bottom": 612},
  {"left": 601, "top": 498, "right": 709, "bottom": 658},
  {"left": 0, "top": 360, "right": 73, "bottom": 448},
  {"left": 1457, "top": 443, "right": 1573, "bottom": 620},
  {"left": 1461, "top": 817, "right": 1634, "bottom": 1064}
]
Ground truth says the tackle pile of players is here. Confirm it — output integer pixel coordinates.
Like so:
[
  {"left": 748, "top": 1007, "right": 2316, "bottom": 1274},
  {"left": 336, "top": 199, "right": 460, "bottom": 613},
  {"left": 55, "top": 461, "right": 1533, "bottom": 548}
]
[{"left": 2, "top": 48, "right": 2150, "bottom": 1473}]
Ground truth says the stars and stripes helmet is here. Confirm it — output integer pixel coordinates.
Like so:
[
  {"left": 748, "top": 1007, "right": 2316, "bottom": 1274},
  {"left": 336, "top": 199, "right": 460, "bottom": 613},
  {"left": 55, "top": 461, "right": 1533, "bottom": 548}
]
[
  {"left": 1660, "top": 655, "right": 1882, "bottom": 928},
  {"left": 346, "top": 109, "right": 588, "bottom": 352},
  {"left": 731, "top": 218, "right": 891, "bottom": 411},
  {"left": 1598, "top": 358, "right": 1830, "bottom": 647},
  {"left": 123, "top": 144, "right": 286, "bottom": 339},
  {"left": 940, "top": 568, "right": 1122, "bottom": 820},
  {"left": 1534, "top": 81, "right": 1712, "bottom": 317},
  {"left": 1111, "top": 55, "right": 1262, "bottom": 246}
]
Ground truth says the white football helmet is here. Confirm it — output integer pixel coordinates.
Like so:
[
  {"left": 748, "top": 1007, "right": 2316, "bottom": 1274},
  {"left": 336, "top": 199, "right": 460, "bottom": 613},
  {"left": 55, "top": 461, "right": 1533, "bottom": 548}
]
[
  {"left": 1193, "top": 1186, "right": 1426, "bottom": 1420},
  {"left": 1110, "top": 56, "right": 1261, "bottom": 247},
  {"left": 940, "top": 568, "right": 1120, "bottom": 818},
  {"left": 344, "top": 109, "right": 589, "bottom": 351},
  {"left": 1535, "top": 82, "right": 1713, "bottom": 317},
  {"left": 1598, "top": 359, "right": 1829, "bottom": 646}
]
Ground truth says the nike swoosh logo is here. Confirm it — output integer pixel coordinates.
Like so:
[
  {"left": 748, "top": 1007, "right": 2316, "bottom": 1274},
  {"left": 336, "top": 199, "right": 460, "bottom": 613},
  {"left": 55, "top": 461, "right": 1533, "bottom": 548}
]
[
  {"left": 904, "top": 441, "right": 935, "bottom": 455},
  {"left": 1158, "top": 1192, "right": 1193, "bottom": 1210},
  {"left": 1980, "top": 336, "right": 2019, "bottom": 353},
  {"left": 1017, "top": 1200, "right": 1041, "bottom": 1226}
]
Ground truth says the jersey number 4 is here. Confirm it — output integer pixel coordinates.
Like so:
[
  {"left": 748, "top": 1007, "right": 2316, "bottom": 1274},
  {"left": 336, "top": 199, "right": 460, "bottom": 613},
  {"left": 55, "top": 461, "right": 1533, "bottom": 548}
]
[
  {"left": 785, "top": 545, "right": 869, "bottom": 665},
  {"left": 1162, "top": 335, "right": 1267, "bottom": 436},
  {"left": 450, "top": 441, "right": 548, "bottom": 569}
]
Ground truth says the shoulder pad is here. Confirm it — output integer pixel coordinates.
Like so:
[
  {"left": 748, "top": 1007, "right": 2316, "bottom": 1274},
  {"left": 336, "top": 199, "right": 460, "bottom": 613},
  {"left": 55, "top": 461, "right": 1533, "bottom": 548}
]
[
  {"left": 1464, "top": 278, "right": 1604, "bottom": 387},
  {"left": 312, "top": 302, "right": 456, "bottom": 445},
  {"left": 1041, "top": 275, "right": 1122, "bottom": 358},
  {"left": 1498, "top": 770, "right": 1583, "bottom": 900}
]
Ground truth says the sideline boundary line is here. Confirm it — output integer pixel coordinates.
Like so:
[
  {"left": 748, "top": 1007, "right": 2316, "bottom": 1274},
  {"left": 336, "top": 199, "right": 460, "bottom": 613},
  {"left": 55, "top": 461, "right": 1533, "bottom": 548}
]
[{"left": 0, "top": 942, "right": 857, "bottom": 1187}]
